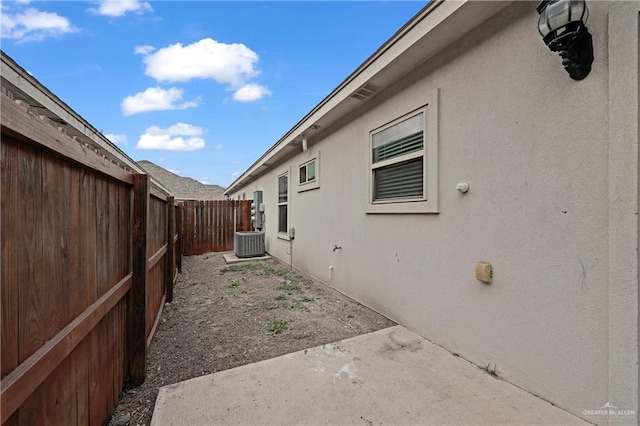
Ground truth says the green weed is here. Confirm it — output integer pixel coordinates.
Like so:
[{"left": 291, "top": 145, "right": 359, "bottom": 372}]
[
  {"left": 263, "top": 301, "right": 278, "bottom": 310},
  {"left": 220, "top": 262, "right": 289, "bottom": 278},
  {"left": 255, "top": 264, "right": 289, "bottom": 278},
  {"left": 267, "top": 319, "right": 288, "bottom": 336},
  {"left": 219, "top": 263, "right": 259, "bottom": 274},
  {"left": 241, "top": 304, "right": 255, "bottom": 313},
  {"left": 278, "top": 279, "right": 300, "bottom": 293},
  {"left": 289, "top": 301, "right": 309, "bottom": 312}
]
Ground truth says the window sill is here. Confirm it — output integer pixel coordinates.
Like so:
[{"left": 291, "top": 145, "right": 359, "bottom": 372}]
[
  {"left": 366, "top": 199, "right": 438, "bottom": 214},
  {"left": 298, "top": 181, "right": 320, "bottom": 193},
  {"left": 277, "top": 233, "right": 291, "bottom": 241}
]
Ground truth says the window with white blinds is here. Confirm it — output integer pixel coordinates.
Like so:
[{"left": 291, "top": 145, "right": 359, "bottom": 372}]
[{"left": 371, "top": 112, "right": 425, "bottom": 202}]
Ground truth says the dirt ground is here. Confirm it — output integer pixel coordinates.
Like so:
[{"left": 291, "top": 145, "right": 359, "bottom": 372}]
[{"left": 109, "top": 253, "right": 395, "bottom": 426}]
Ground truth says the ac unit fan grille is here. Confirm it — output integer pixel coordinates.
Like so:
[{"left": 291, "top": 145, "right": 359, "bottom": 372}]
[{"left": 234, "top": 231, "right": 266, "bottom": 258}]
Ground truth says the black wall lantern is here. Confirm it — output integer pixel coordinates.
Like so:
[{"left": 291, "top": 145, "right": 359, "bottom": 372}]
[{"left": 537, "top": 0, "right": 594, "bottom": 80}]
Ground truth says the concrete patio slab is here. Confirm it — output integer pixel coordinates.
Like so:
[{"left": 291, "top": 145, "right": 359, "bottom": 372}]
[{"left": 151, "top": 326, "right": 586, "bottom": 425}]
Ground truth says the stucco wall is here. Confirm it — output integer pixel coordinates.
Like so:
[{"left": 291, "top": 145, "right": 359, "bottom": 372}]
[{"left": 232, "top": 2, "right": 639, "bottom": 421}]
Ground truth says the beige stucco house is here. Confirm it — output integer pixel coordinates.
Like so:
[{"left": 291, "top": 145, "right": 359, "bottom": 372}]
[{"left": 225, "top": 1, "right": 639, "bottom": 422}]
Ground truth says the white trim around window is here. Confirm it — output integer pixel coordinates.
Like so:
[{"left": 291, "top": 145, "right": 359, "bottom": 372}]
[{"left": 367, "top": 89, "right": 439, "bottom": 214}]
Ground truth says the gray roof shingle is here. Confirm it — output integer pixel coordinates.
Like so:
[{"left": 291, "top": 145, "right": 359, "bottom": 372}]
[{"left": 137, "top": 160, "right": 226, "bottom": 200}]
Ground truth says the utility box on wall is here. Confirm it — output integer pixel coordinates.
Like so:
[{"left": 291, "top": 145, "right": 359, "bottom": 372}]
[{"left": 252, "top": 190, "right": 263, "bottom": 230}]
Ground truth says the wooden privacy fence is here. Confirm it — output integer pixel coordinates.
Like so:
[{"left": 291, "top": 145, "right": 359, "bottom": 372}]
[
  {"left": 1, "top": 93, "right": 181, "bottom": 425},
  {"left": 181, "top": 199, "right": 252, "bottom": 255}
]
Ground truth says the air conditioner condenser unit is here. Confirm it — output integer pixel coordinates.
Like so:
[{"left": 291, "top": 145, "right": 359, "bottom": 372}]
[{"left": 234, "top": 231, "right": 266, "bottom": 258}]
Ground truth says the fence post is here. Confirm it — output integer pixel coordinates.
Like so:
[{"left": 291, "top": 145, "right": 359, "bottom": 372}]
[
  {"left": 129, "top": 174, "right": 148, "bottom": 386},
  {"left": 165, "top": 196, "right": 175, "bottom": 303},
  {"left": 177, "top": 204, "right": 183, "bottom": 272}
]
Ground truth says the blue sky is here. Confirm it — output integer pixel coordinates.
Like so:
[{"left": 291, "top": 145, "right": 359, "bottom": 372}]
[{"left": 1, "top": 0, "right": 426, "bottom": 187}]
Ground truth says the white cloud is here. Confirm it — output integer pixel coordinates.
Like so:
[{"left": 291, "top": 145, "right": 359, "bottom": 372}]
[
  {"left": 137, "top": 135, "right": 205, "bottom": 151},
  {"left": 1, "top": 7, "right": 76, "bottom": 42},
  {"left": 140, "top": 38, "right": 260, "bottom": 86},
  {"left": 134, "top": 45, "right": 155, "bottom": 55},
  {"left": 105, "top": 133, "right": 128, "bottom": 145},
  {"left": 148, "top": 122, "right": 204, "bottom": 137},
  {"left": 214, "top": 144, "right": 223, "bottom": 151},
  {"left": 233, "top": 83, "right": 272, "bottom": 102},
  {"left": 121, "top": 87, "right": 198, "bottom": 116},
  {"left": 136, "top": 123, "right": 206, "bottom": 151},
  {"left": 231, "top": 171, "right": 241, "bottom": 177},
  {"left": 91, "top": 0, "right": 152, "bottom": 17},
  {"left": 136, "top": 38, "right": 272, "bottom": 103}
]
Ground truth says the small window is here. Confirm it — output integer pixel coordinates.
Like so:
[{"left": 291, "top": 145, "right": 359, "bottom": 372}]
[
  {"left": 298, "top": 156, "right": 320, "bottom": 192},
  {"left": 299, "top": 159, "right": 316, "bottom": 184},
  {"left": 367, "top": 93, "right": 438, "bottom": 214},
  {"left": 278, "top": 173, "right": 288, "bottom": 234}
]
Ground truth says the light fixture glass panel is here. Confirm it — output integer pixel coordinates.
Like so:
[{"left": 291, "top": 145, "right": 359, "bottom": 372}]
[
  {"left": 570, "top": 0, "right": 587, "bottom": 24},
  {"left": 546, "top": 0, "right": 571, "bottom": 31},
  {"left": 538, "top": 14, "right": 551, "bottom": 36},
  {"left": 538, "top": 12, "right": 551, "bottom": 37}
]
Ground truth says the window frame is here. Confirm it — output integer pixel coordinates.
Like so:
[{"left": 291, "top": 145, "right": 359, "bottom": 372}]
[
  {"left": 277, "top": 171, "right": 289, "bottom": 237},
  {"left": 367, "top": 91, "right": 438, "bottom": 214},
  {"left": 298, "top": 154, "right": 320, "bottom": 192}
]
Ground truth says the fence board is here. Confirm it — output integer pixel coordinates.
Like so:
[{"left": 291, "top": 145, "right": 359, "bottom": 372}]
[
  {"left": 80, "top": 170, "right": 97, "bottom": 308},
  {"left": 18, "top": 382, "right": 43, "bottom": 425},
  {"left": 105, "top": 308, "right": 116, "bottom": 417},
  {"left": 42, "top": 356, "right": 73, "bottom": 425},
  {"left": 42, "top": 155, "right": 66, "bottom": 341},
  {"left": 177, "top": 206, "right": 183, "bottom": 272},
  {"left": 73, "top": 336, "right": 89, "bottom": 425},
  {"left": 65, "top": 164, "right": 82, "bottom": 321},
  {"left": 95, "top": 176, "right": 109, "bottom": 299},
  {"left": 108, "top": 176, "right": 119, "bottom": 308},
  {"left": 180, "top": 200, "right": 252, "bottom": 255},
  {"left": 1, "top": 141, "right": 21, "bottom": 379},
  {"left": 17, "top": 145, "right": 45, "bottom": 365},
  {"left": 166, "top": 197, "right": 175, "bottom": 302}
]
